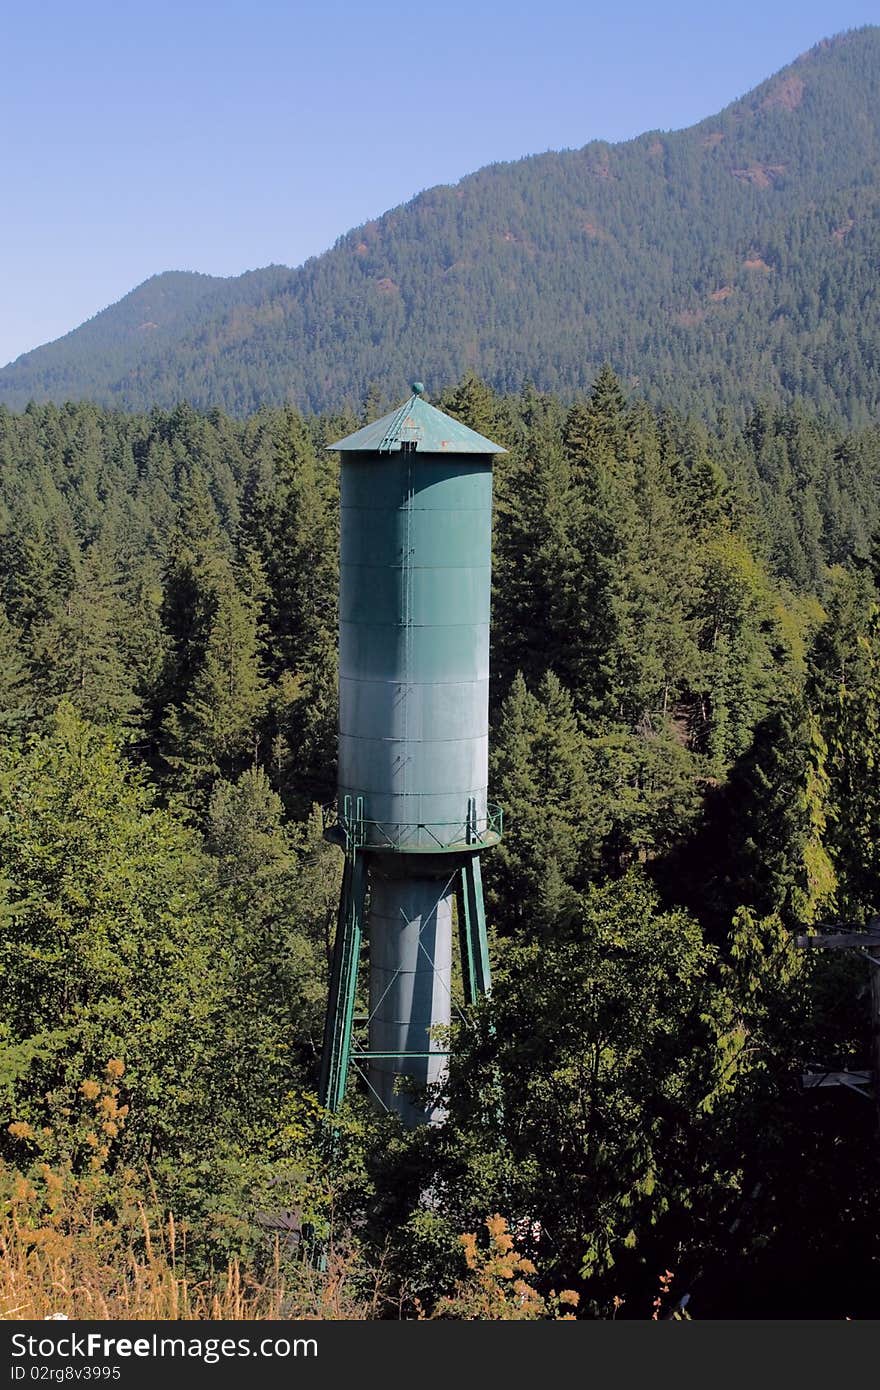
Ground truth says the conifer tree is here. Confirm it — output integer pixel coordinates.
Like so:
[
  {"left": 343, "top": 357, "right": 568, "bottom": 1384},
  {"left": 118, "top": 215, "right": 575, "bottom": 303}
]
[
  {"left": 271, "top": 625, "right": 339, "bottom": 811},
  {"left": 489, "top": 672, "right": 598, "bottom": 931},
  {"left": 0, "top": 604, "right": 30, "bottom": 733},
  {"left": 581, "top": 364, "right": 632, "bottom": 463},
  {"left": 157, "top": 471, "right": 232, "bottom": 719},
  {"left": 492, "top": 426, "right": 587, "bottom": 697},
  {"left": 813, "top": 604, "right": 880, "bottom": 919},
  {"left": 0, "top": 516, "right": 59, "bottom": 635},
  {"left": 259, "top": 410, "right": 338, "bottom": 679},
  {"left": 440, "top": 372, "right": 502, "bottom": 441},
  {"left": 668, "top": 691, "right": 836, "bottom": 934},
  {"left": 30, "top": 548, "right": 138, "bottom": 727},
  {"left": 164, "top": 570, "right": 269, "bottom": 794}
]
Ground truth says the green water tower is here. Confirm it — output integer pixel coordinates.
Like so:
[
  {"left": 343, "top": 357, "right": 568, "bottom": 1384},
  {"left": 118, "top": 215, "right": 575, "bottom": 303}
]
[{"left": 318, "top": 384, "right": 506, "bottom": 1124}]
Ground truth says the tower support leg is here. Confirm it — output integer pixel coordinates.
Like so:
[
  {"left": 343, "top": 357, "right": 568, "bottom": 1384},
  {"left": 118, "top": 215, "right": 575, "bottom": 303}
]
[
  {"left": 368, "top": 869, "right": 455, "bottom": 1124},
  {"left": 318, "top": 850, "right": 367, "bottom": 1113},
  {"left": 456, "top": 854, "right": 491, "bottom": 1006}
]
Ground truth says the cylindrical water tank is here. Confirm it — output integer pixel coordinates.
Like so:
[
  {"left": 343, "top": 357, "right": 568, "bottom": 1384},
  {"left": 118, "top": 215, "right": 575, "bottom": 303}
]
[
  {"left": 331, "top": 399, "right": 502, "bottom": 851},
  {"left": 328, "top": 391, "right": 505, "bottom": 1122}
]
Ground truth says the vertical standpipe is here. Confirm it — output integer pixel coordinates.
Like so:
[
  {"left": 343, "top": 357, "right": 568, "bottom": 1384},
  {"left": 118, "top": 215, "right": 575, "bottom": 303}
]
[{"left": 321, "top": 387, "right": 505, "bottom": 1124}]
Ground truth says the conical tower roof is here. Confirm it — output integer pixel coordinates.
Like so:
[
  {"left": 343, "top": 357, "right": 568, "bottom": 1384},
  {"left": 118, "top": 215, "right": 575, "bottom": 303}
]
[{"left": 328, "top": 384, "right": 506, "bottom": 455}]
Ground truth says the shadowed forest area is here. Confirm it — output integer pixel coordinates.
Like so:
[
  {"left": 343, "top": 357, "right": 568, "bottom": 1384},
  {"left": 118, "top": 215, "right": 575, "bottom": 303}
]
[{"left": 2, "top": 369, "right": 880, "bottom": 1318}]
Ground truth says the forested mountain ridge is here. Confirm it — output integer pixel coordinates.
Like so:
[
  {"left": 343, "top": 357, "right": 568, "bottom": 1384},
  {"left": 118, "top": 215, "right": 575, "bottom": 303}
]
[
  {"left": 0, "top": 268, "right": 291, "bottom": 408},
  {"left": 3, "top": 26, "right": 880, "bottom": 421}
]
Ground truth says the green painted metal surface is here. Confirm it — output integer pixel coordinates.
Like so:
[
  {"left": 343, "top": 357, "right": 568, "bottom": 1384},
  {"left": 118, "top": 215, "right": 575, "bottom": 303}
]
[
  {"left": 458, "top": 854, "right": 491, "bottom": 1001},
  {"left": 330, "top": 398, "right": 504, "bottom": 852},
  {"left": 317, "top": 847, "right": 367, "bottom": 1114},
  {"left": 328, "top": 389, "right": 506, "bottom": 456},
  {"left": 319, "top": 391, "right": 501, "bottom": 1129},
  {"left": 367, "top": 867, "right": 455, "bottom": 1124}
]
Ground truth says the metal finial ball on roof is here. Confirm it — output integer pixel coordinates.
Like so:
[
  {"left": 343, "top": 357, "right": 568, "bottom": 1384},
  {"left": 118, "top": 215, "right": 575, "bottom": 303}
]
[{"left": 411, "top": 381, "right": 425, "bottom": 395}]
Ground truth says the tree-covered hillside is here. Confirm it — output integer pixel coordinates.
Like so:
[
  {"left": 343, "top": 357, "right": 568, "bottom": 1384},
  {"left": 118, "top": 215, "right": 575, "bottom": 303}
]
[
  {"left": 3, "top": 373, "right": 880, "bottom": 1316},
  {"left": 2, "top": 28, "right": 880, "bottom": 423}
]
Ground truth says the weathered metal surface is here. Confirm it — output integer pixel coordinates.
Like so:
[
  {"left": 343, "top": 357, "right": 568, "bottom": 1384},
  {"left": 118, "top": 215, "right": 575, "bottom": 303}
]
[
  {"left": 333, "top": 441, "right": 497, "bottom": 851},
  {"left": 366, "top": 869, "right": 454, "bottom": 1125},
  {"left": 321, "top": 389, "right": 501, "bottom": 1127},
  {"left": 328, "top": 389, "right": 506, "bottom": 456}
]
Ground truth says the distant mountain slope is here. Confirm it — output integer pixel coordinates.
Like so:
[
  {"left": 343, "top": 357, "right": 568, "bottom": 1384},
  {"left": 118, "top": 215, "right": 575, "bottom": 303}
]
[
  {"left": 0, "top": 268, "right": 293, "bottom": 411},
  {"left": 2, "top": 27, "right": 880, "bottom": 421}
]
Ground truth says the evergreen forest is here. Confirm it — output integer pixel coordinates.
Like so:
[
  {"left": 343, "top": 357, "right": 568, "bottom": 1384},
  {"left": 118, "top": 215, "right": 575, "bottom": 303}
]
[{"left": 3, "top": 368, "right": 880, "bottom": 1318}]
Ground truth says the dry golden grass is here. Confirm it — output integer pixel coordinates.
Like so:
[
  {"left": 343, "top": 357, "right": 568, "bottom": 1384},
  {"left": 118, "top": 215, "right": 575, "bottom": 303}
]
[
  {"left": 0, "top": 1204, "right": 392, "bottom": 1321},
  {"left": 0, "top": 1205, "right": 294, "bottom": 1320},
  {"left": 0, "top": 1160, "right": 386, "bottom": 1320}
]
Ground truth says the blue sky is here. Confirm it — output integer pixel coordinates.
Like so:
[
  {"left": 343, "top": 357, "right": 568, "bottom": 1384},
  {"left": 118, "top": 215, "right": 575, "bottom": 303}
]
[{"left": 1, "top": 0, "right": 878, "bottom": 366}]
